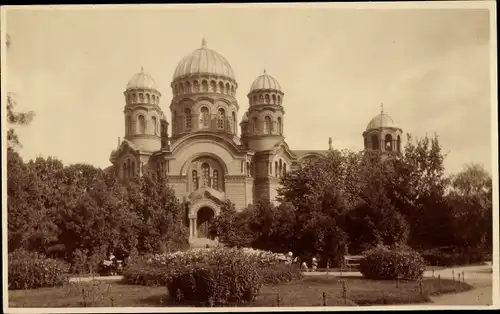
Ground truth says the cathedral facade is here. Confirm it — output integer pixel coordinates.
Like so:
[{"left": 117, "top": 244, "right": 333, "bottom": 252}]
[{"left": 108, "top": 39, "right": 403, "bottom": 245}]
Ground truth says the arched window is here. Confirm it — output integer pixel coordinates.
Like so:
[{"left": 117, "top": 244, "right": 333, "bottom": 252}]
[
  {"left": 259, "top": 95, "right": 264, "bottom": 103},
  {"left": 213, "top": 170, "right": 219, "bottom": 190},
  {"left": 277, "top": 117, "right": 283, "bottom": 135},
  {"left": 283, "top": 163, "right": 287, "bottom": 174},
  {"left": 185, "top": 108, "right": 192, "bottom": 130},
  {"left": 200, "top": 107, "right": 210, "bottom": 129},
  {"left": 123, "top": 162, "right": 127, "bottom": 178},
  {"left": 231, "top": 86, "right": 235, "bottom": 96},
  {"left": 152, "top": 116, "right": 158, "bottom": 135},
  {"left": 193, "top": 81, "right": 200, "bottom": 92},
  {"left": 132, "top": 93, "right": 137, "bottom": 103},
  {"left": 253, "top": 95, "right": 257, "bottom": 105},
  {"left": 264, "top": 116, "right": 271, "bottom": 134},
  {"left": 201, "top": 163, "right": 210, "bottom": 187},
  {"left": 185, "top": 82, "right": 191, "bottom": 93},
  {"left": 272, "top": 94, "right": 276, "bottom": 104},
  {"left": 217, "top": 108, "right": 225, "bottom": 129},
  {"left": 250, "top": 162, "right": 253, "bottom": 177},
  {"left": 277, "top": 95, "right": 281, "bottom": 105},
  {"left": 139, "top": 93, "right": 144, "bottom": 102},
  {"left": 127, "top": 159, "right": 131, "bottom": 177},
  {"left": 218, "top": 81, "right": 224, "bottom": 93},
  {"left": 397, "top": 135, "right": 401, "bottom": 152},
  {"left": 210, "top": 81, "right": 217, "bottom": 92},
  {"left": 275, "top": 161, "right": 278, "bottom": 177},
  {"left": 252, "top": 117, "right": 258, "bottom": 133},
  {"left": 202, "top": 80, "right": 209, "bottom": 92},
  {"left": 225, "top": 83, "right": 230, "bottom": 94},
  {"left": 232, "top": 112, "right": 237, "bottom": 133},
  {"left": 179, "top": 83, "right": 184, "bottom": 94},
  {"left": 265, "top": 94, "right": 270, "bottom": 104},
  {"left": 371, "top": 135, "right": 379, "bottom": 150},
  {"left": 138, "top": 115, "right": 146, "bottom": 134},
  {"left": 146, "top": 94, "right": 150, "bottom": 103},
  {"left": 385, "top": 134, "right": 393, "bottom": 151},
  {"left": 173, "top": 111, "right": 178, "bottom": 133},
  {"left": 126, "top": 116, "right": 132, "bottom": 135},
  {"left": 192, "top": 170, "right": 199, "bottom": 190},
  {"left": 131, "top": 160, "right": 135, "bottom": 177},
  {"left": 279, "top": 159, "right": 283, "bottom": 177}
]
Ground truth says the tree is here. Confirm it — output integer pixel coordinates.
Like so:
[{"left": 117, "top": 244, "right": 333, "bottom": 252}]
[
  {"left": 5, "top": 35, "right": 35, "bottom": 150},
  {"left": 208, "top": 200, "right": 254, "bottom": 248}
]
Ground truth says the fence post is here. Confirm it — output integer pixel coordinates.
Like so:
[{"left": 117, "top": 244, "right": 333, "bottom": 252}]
[
  {"left": 342, "top": 280, "right": 347, "bottom": 304},
  {"left": 323, "top": 292, "right": 327, "bottom": 306},
  {"left": 419, "top": 280, "right": 423, "bottom": 296},
  {"left": 432, "top": 268, "right": 435, "bottom": 278},
  {"left": 82, "top": 288, "right": 87, "bottom": 307},
  {"left": 452, "top": 270, "right": 455, "bottom": 281},
  {"left": 396, "top": 278, "right": 400, "bottom": 288},
  {"left": 462, "top": 271, "right": 465, "bottom": 283},
  {"left": 110, "top": 296, "right": 114, "bottom": 307},
  {"left": 276, "top": 293, "right": 281, "bottom": 307},
  {"left": 438, "top": 274, "right": 441, "bottom": 292},
  {"left": 458, "top": 273, "right": 461, "bottom": 283}
]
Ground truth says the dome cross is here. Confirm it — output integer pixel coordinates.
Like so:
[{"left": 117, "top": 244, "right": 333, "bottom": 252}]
[
  {"left": 380, "top": 103, "right": 384, "bottom": 114},
  {"left": 201, "top": 38, "right": 207, "bottom": 48}
]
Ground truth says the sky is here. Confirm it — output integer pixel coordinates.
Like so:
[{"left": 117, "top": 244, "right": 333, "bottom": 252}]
[{"left": 3, "top": 3, "right": 495, "bottom": 175}]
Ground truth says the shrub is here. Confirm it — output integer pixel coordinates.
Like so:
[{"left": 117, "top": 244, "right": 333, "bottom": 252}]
[
  {"left": 422, "top": 246, "right": 488, "bottom": 267},
  {"left": 8, "top": 249, "right": 70, "bottom": 290},
  {"left": 261, "top": 263, "right": 303, "bottom": 285},
  {"left": 166, "top": 249, "right": 263, "bottom": 306},
  {"left": 359, "top": 245, "right": 425, "bottom": 281}
]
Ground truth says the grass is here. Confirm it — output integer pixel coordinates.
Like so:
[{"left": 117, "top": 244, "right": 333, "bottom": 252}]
[{"left": 9, "top": 276, "right": 472, "bottom": 308}]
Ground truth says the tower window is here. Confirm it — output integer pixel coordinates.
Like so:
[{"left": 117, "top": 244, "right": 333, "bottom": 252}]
[
  {"left": 253, "top": 95, "right": 257, "bottom": 105},
  {"left": 277, "top": 117, "right": 283, "bottom": 135},
  {"left": 152, "top": 116, "right": 158, "bottom": 135},
  {"left": 252, "top": 117, "right": 258, "bottom": 133},
  {"left": 272, "top": 94, "right": 276, "bottom": 104},
  {"left": 283, "top": 163, "right": 287, "bottom": 174},
  {"left": 138, "top": 115, "right": 146, "bottom": 134},
  {"left": 210, "top": 81, "right": 217, "bottom": 92},
  {"left": 218, "top": 81, "right": 224, "bottom": 93},
  {"left": 385, "top": 134, "right": 393, "bottom": 151},
  {"left": 232, "top": 112, "right": 237, "bottom": 133},
  {"left": 275, "top": 161, "right": 278, "bottom": 177},
  {"left": 217, "top": 108, "right": 225, "bottom": 129},
  {"left": 265, "top": 94, "right": 270, "bottom": 104},
  {"left": 185, "top": 108, "right": 192, "bottom": 130},
  {"left": 371, "top": 135, "right": 379, "bottom": 150},
  {"left": 202, "top": 80, "right": 209, "bottom": 92},
  {"left": 264, "top": 116, "right": 271, "bottom": 134},
  {"left": 200, "top": 107, "right": 210, "bottom": 129},
  {"left": 193, "top": 81, "right": 200, "bottom": 92},
  {"left": 225, "top": 83, "right": 230, "bottom": 94}
]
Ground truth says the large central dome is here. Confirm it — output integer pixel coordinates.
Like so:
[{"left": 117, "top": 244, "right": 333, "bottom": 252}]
[{"left": 173, "top": 39, "right": 235, "bottom": 81}]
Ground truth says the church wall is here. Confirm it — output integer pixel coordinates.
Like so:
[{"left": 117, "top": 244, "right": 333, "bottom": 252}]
[{"left": 224, "top": 176, "right": 249, "bottom": 210}]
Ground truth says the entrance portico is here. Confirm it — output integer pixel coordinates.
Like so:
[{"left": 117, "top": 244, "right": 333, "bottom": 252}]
[{"left": 186, "top": 187, "right": 223, "bottom": 242}]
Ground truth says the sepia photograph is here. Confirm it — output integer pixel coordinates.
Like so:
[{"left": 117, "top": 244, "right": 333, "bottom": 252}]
[{"left": 1, "top": 1, "right": 498, "bottom": 312}]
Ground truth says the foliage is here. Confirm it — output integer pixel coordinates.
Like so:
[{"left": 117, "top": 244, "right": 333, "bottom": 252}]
[
  {"left": 260, "top": 263, "right": 303, "bottom": 285},
  {"left": 8, "top": 249, "right": 70, "bottom": 290},
  {"left": 359, "top": 245, "right": 426, "bottom": 281},
  {"left": 421, "top": 247, "right": 488, "bottom": 267},
  {"left": 208, "top": 200, "right": 255, "bottom": 248}
]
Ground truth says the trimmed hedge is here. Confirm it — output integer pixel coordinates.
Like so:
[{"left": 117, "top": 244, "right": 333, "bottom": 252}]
[
  {"left": 359, "top": 245, "right": 425, "bottom": 281},
  {"left": 422, "top": 247, "right": 489, "bottom": 267},
  {"left": 8, "top": 249, "right": 69, "bottom": 290}
]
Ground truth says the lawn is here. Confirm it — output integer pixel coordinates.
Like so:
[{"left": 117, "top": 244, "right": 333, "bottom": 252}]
[{"left": 9, "top": 276, "right": 472, "bottom": 307}]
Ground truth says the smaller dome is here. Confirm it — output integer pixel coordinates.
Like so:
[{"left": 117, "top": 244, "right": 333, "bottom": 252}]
[
  {"left": 240, "top": 112, "right": 249, "bottom": 123},
  {"left": 127, "top": 67, "right": 157, "bottom": 91},
  {"left": 366, "top": 112, "right": 397, "bottom": 130},
  {"left": 250, "top": 70, "right": 282, "bottom": 93}
]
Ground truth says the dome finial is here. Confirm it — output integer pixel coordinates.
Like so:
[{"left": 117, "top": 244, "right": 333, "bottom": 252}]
[
  {"left": 264, "top": 69, "right": 267, "bottom": 74},
  {"left": 328, "top": 137, "right": 333, "bottom": 150},
  {"left": 201, "top": 37, "right": 207, "bottom": 48},
  {"left": 140, "top": 66, "right": 144, "bottom": 73},
  {"left": 380, "top": 102, "right": 384, "bottom": 114}
]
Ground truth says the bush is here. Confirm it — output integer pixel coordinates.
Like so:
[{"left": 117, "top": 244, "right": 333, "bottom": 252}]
[
  {"left": 422, "top": 246, "right": 488, "bottom": 267},
  {"left": 261, "top": 263, "right": 304, "bottom": 285},
  {"left": 167, "top": 259, "right": 262, "bottom": 306},
  {"left": 359, "top": 245, "right": 425, "bottom": 281},
  {"left": 8, "top": 249, "right": 70, "bottom": 290}
]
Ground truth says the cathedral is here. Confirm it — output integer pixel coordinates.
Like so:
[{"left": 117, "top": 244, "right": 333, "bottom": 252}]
[{"left": 108, "top": 39, "right": 403, "bottom": 245}]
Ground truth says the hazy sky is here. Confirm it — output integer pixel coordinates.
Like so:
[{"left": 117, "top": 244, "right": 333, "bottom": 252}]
[{"left": 4, "top": 4, "right": 494, "bottom": 175}]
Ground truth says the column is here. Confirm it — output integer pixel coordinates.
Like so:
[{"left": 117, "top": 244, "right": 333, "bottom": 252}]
[{"left": 193, "top": 218, "right": 197, "bottom": 238}]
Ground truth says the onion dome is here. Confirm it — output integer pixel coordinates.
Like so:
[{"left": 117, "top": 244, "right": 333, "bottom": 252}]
[
  {"left": 173, "top": 38, "right": 235, "bottom": 81},
  {"left": 126, "top": 67, "right": 157, "bottom": 91},
  {"left": 250, "top": 70, "right": 282, "bottom": 92}
]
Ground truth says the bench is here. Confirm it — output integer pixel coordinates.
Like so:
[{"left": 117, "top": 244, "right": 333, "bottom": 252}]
[{"left": 343, "top": 255, "right": 364, "bottom": 271}]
